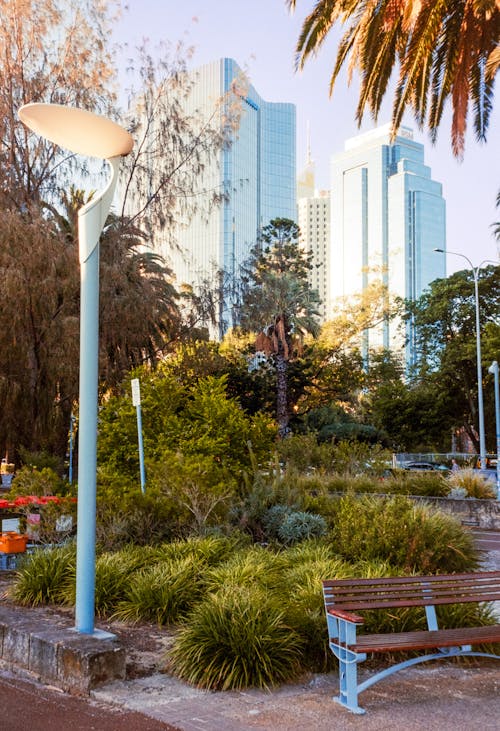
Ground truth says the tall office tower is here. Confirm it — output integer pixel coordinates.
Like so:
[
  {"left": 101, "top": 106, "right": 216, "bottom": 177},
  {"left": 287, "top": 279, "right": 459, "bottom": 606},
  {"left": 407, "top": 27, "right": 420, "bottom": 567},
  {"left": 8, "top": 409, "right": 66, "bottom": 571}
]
[
  {"left": 297, "top": 148, "right": 330, "bottom": 322},
  {"left": 331, "top": 124, "right": 446, "bottom": 364},
  {"left": 168, "top": 58, "right": 296, "bottom": 338}
]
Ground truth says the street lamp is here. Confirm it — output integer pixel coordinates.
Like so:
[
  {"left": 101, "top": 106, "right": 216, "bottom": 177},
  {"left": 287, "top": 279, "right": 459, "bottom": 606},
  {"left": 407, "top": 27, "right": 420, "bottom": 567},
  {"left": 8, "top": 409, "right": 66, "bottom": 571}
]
[
  {"left": 434, "top": 248, "right": 489, "bottom": 469},
  {"left": 488, "top": 361, "right": 500, "bottom": 498},
  {"left": 18, "top": 103, "right": 133, "bottom": 635}
]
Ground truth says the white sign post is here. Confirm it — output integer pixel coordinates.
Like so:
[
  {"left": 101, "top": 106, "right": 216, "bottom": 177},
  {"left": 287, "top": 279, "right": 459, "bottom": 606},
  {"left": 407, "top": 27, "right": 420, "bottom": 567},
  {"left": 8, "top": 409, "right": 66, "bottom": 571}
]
[{"left": 131, "top": 378, "right": 146, "bottom": 494}]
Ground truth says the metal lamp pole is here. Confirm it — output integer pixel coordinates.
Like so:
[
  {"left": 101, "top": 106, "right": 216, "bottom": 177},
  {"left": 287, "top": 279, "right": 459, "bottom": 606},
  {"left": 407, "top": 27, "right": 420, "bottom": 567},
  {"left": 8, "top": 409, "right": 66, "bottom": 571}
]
[
  {"left": 18, "top": 104, "right": 133, "bottom": 635},
  {"left": 434, "top": 249, "right": 487, "bottom": 469},
  {"left": 488, "top": 361, "right": 500, "bottom": 499}
]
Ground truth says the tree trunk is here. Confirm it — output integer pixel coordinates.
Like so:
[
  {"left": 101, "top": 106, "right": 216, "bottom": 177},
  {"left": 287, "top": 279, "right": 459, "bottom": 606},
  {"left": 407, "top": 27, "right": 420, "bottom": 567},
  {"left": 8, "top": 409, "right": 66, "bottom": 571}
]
[{"left": 276, "top": 352, "right": 289, "bottom": 439}]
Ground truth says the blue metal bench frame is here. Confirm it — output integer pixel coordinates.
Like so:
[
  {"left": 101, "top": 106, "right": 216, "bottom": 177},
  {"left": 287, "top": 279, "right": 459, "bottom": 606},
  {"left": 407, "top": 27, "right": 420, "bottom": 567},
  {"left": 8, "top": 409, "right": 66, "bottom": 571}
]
[{"left": 323, "top": 571, "right": 500, "bottom": 714}]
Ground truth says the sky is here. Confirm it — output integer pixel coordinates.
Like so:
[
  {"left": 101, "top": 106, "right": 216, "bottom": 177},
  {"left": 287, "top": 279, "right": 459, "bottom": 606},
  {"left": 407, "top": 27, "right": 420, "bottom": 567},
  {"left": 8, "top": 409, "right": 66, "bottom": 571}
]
[{"left": 112, "top": 0, "right": 500, "bottom": 275}]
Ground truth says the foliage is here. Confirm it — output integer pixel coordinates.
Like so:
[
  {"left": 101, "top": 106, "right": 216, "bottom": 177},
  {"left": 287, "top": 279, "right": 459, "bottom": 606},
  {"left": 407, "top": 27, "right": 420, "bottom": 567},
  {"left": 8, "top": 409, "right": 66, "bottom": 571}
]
[
  {"left": 230, "top": 459, "right": 307, "bottom": 540},
  {"left": 150, "top": 453, "right": 236, "bottom": 534},
  {"left": 329, "top": 494, "right": 479, "bottom": 573},
  {"left": 277, "top": 511, "right": 327, "bottom": 545},
  {"left": 203, "top": 546, "right": 287, "bottom": 595},
  {"left": 10, "top": 545, "right": 75, "bottom": 606},
  {"left": 237, "top": 218, "right": 321, "bottom": 436},
  {"left": 168, "top": 585, "right": 304, "bottom": 690},
  {"left": 0, "top": 0, "right": 117, "bottom": 211},
  {"left": 98, "top": 369, "right": 276, "bottom": 484},
  {"left": 9, "top": 466, "right": 67, "bottom": 497},
  {"left": 446, "top": 468, "right": 496, "bottom": 499},
  {"left": 406, "top": 266, "right": 500, "bottom": 453},
  {"left": 113, "top": 556, "right": 205, "bottom": 625},
  {"left": 95, "top": 487, "right": 178, "bottom": 551},
  {"left": 286, "top": 0, "right": 500, "bottom": 156}
]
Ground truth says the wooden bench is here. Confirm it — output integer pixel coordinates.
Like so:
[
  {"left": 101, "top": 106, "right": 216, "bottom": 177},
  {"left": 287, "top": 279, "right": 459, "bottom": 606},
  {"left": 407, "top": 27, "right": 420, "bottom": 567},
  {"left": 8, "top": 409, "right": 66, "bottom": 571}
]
[{"left": 323, "top": 571, "right": 500, "bottom": 714}]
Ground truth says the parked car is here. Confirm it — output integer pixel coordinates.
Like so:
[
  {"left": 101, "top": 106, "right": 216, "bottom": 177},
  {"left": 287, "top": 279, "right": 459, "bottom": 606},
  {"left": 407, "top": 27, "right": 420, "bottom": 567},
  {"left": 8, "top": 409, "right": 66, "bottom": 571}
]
[{"left": 402, "top": 461, "right": 449, "bottom": 472}]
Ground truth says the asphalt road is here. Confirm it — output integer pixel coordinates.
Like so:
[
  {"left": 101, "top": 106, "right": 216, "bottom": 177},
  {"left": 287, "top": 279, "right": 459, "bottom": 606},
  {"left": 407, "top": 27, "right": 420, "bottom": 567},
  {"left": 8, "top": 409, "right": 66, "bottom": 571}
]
[
  {"left": 0, "top": 672, "right": 177, "bottom": 731},
  {"left": 473, "top": 529, "right": 500, "bottom": 552}
]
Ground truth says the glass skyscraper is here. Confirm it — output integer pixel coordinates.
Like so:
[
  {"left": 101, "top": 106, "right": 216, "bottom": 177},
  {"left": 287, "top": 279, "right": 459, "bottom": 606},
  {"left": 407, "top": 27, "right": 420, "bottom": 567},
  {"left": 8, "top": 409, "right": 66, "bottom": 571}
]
[
  {"left": 331, "top": 124, "right": 446, "bottom": 363},
  {"left": 172, "top": 58, "right": 296, "bottom": 337}
]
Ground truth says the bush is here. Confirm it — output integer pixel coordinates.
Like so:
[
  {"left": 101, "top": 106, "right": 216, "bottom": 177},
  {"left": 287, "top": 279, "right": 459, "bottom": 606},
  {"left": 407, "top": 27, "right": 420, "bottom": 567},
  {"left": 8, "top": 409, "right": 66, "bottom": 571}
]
[
  {"left": 329, "top": 494, "right": 479, "bottom": 573},
  {"left": 168, "top": 585, "right": 304, "bottom": 690},
  {"left": 9, "top": 466, "right": 69, "bottom": 497},
  {"left": 95, "top": 489, "right": 179, "bottom": 550},
  {"left": 10, "top": 544, "right": 75, "bottom": 606},
  {"left": 446, "top": 468, "right": 496, "bottom": 499},
  {"left": 113, "top": 555, "right": 205, "bottom": 625},
  {"left": 204, "top": 545, "right": 286, "bottom": 594},
  {"left": 277, "top": 511, "right": 327, "bottom": 545}
]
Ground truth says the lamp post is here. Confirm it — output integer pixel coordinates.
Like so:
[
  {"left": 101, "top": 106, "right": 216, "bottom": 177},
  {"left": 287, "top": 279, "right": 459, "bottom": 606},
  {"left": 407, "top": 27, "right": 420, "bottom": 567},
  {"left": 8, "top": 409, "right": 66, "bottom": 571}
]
[
  {"left": 18, "top": 103, "right": 133, "bottom": 635},
  {"left": 488, "top": 361, "right": 500, "bottom": 499},
  {"left": 434, "top": 248, "right": 488, "bottom": 469}
]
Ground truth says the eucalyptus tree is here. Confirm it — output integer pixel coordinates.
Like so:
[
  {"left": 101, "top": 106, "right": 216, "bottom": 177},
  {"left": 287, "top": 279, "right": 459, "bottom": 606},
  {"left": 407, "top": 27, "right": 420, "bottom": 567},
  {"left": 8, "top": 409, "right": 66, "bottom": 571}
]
[
  {"left": 237, "top": 218, "right": 321, "bottom": 437},
  {"left": 407, "top": 265, "right": 500, "bottom": 451},
  {"left": 286, "top": 0, "right": 500, "bottom": 156}
]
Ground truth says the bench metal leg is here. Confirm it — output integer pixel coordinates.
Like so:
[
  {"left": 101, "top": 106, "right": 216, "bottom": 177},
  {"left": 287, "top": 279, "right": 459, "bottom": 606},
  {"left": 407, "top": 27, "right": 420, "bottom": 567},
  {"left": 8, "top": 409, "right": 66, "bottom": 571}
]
[{"left": 335, "top": 647, "right": 365, "bottom": 714}]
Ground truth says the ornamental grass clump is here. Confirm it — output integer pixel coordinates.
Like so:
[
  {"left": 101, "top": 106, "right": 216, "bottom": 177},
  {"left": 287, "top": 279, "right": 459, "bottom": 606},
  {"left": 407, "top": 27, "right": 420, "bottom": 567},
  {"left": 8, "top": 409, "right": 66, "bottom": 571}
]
[
  {"left": 330, "top": 494, "right": 479, "bottom": 573},
  {"left": 280, "top": 546, "right": 351, "bottom": 671},
  {"left": 153, "top": 534, "right": 245, "bottom": 566},
  {"left": 203, "top": 545, "right": 286, "bottom": 594},
  {"left": 10, "top": 544, "right": 75, "bottom": 606},
  {"left": 446, "top": 468, "right": 496, "bottom": 499},
  {"left": 112, "top": 555, "right": 204, "bottom": 625},
  {"left": 168, "top": 585, "right": 304, "bottom": 690}
]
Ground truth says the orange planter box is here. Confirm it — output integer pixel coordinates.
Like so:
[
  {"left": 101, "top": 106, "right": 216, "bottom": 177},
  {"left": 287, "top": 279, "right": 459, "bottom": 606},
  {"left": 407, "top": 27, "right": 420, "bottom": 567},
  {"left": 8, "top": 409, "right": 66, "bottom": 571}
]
[{"left": 0, "top": 532, "right": 28, "bottom": 553}]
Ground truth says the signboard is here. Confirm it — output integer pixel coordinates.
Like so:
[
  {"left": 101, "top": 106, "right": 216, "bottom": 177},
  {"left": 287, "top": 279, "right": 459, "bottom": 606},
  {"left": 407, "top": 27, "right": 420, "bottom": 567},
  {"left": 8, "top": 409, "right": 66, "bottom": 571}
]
[{"left": 131, "top": 378, "right": 141, "bottom": 406}]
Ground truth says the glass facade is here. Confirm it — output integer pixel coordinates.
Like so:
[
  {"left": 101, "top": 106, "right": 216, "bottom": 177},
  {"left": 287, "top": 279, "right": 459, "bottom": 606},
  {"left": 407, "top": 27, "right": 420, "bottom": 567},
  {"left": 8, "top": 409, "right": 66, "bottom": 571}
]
[
  {"left": 173, "top": 58, "right": 296, "bottom": 337},
  {"left": 331, "top": 124, "right": 446, "bottom": 363}
]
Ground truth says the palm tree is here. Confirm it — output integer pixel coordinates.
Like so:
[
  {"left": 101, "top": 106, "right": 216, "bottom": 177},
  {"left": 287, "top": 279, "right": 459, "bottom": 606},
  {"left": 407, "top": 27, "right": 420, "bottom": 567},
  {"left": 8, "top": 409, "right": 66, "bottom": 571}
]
[
  {"left": 238, "top": 218, "right": 321, "bottom": 437},
  {"left": 286, "top": 0, "right": 500, "bottom": 156}
]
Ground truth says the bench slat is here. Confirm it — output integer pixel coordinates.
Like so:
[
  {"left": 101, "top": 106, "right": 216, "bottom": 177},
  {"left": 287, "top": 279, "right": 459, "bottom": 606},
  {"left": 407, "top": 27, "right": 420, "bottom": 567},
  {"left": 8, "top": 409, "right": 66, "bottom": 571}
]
[
  {"left": 344, "top": 624, "right": 500, "bottom": 653},
  {"left": 323, "top": 572, "right": 500, "bottom": 611},
  {"left": 324, "top": 571, "right": 500, "bottom": 587}
]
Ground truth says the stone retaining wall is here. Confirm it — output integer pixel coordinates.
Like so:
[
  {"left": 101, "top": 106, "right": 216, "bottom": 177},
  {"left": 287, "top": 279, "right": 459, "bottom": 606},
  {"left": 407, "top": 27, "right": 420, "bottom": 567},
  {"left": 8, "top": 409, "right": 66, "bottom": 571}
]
[
  {"left": 410, "top": 496, "right": 500, "bottom": 530},
  {"left": 0, "top": 604, "right": 125, "bottom": 694}
]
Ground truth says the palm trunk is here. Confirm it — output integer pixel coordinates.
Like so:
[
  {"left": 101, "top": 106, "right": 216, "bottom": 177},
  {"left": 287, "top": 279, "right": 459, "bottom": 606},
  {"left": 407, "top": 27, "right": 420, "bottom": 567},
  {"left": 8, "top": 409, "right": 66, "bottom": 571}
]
[{"left": 276, "top": 351, "right": 289, "bottom": 438}]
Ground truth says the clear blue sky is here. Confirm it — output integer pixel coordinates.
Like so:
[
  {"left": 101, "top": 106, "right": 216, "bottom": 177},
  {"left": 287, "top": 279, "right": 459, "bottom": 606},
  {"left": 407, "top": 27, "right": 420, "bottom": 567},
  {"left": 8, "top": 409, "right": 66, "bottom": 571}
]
[{"left": 112, "top": 0, "right": 500, "bottom": 274}]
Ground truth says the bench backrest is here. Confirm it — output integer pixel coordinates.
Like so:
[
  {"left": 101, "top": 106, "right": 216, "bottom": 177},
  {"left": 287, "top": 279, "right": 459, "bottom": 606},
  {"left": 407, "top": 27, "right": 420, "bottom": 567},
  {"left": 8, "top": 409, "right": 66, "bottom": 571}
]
[{"left": 322, "top": 571, "right": 500, "bottom": 612}]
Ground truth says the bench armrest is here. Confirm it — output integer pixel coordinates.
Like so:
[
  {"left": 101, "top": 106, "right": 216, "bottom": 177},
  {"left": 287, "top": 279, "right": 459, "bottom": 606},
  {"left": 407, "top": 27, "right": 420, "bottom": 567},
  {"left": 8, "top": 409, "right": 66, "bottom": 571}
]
[{"left": 327, "top": 607, "right": 364, "bottom": 624}]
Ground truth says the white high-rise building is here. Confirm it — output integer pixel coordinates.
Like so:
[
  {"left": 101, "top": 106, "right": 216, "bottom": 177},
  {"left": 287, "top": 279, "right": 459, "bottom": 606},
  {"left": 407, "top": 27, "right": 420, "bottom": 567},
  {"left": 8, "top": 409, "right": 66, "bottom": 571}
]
[
  {"left": 297, "top": 148, "right": 330, "bottom": 321},
  {"left": 331, "top": 124, "right": 446, "bottom": 362}
]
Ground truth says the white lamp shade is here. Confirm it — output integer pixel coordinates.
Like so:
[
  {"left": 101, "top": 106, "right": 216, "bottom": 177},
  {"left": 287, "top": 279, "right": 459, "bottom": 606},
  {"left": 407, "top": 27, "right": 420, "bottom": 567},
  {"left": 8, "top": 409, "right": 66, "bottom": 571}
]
[{"left": 18, "top": 103, "right": 133, "bottom": 158}]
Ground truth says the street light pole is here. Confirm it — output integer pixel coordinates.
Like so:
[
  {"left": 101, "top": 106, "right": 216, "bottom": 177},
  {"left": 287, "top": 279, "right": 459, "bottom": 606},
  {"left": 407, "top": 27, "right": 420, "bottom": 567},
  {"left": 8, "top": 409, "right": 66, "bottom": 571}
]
[
  {"left": 18, "top": 103, "right": 133, "bottom": 635},
  {"left": 434, "top": 248, "right": 487, "bottom": 469},
  {"left": 488, "top": 361, "right": 500, "bottom": 499}
]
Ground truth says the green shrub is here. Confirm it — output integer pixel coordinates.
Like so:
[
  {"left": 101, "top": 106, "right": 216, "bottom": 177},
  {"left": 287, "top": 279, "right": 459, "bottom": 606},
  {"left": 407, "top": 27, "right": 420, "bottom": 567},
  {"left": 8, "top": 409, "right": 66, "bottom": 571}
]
[
  {"left": 204, "top": 545, "right": 286, "bottom": 593},
  {"left": 9, "top": 466, "right": 68, "bottom": 497},
  {"left": 112, "top": 555, "right": 204, "bottom": 625},
  {"left": 10, "top": 545, "right": 75, "bottom": 606},
  {"left": 262, "top": 504, "right": 292, "bottom": 539},
  {"left": 95, "top": 489, "right": 178, "bottom": 550},
  {"left": 168, "top": 586, "right": 304, "bottom": 690},
  {"left": 152, "top": 534, "right": 245, "bottom": 566},
  {"left": 387, "top": 472, "right": 449, "bottom": 497},
  {"left": 277, "top": 511, "right": 327, "bottom": 545},
  {"left": 329, "top": 494, "right": 479, "bottom": 573},
  {"left": 94, "top": 547, "right": 156, "bottom": 616}
]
